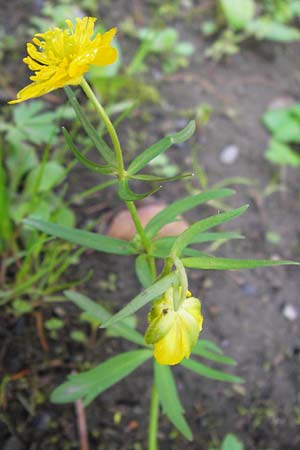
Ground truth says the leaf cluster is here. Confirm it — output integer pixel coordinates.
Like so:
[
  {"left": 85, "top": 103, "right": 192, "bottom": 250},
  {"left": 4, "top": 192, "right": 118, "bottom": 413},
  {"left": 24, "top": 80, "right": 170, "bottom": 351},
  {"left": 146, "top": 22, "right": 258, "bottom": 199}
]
[
  {"left": 203, "top": 0, "right": 300, "bottom": 60},
  {"left": 263, "top": 103, "right": 300, "bottom": 167},
  {"left": 0, "top": 101, "right": 81, "bottom": 312}
]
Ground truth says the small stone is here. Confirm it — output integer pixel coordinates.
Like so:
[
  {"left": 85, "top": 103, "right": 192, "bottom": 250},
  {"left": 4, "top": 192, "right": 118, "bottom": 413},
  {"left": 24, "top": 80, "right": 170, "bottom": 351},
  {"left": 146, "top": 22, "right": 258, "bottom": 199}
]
[
  {"left": 242, "top": 282, "right": 256, "bottom": 296},
  {"left": 107, "top": 202, "right": 188, "bottom": 240},
  {"left": 268, "top": 96, "right": 295, "bottom": 110},
  {"left": 282, "top": 304, "right": 298, "bottom": 321},
  {"left": 219, "top": 145, "right": 240, "bottom": 165}
]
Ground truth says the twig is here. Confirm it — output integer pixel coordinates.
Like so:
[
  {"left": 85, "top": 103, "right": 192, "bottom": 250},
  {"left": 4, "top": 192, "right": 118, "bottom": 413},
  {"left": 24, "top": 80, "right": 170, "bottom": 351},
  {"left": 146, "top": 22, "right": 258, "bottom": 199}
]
[
  {"left": 75, "top": 398, "right": 89, "bottom": 450},
  {"left": 34, "top": 310, "right": 49, "bottom": 352}
]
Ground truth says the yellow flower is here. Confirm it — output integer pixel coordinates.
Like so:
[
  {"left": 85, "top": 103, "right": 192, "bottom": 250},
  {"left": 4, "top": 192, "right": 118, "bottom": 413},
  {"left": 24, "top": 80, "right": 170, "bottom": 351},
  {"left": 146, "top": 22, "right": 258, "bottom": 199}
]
[
  {"left": 145, "top": 288, "right": 203, "bottom": 365},
  {"left": 9, "top": 17, "right": 117, "bottom": 104}
]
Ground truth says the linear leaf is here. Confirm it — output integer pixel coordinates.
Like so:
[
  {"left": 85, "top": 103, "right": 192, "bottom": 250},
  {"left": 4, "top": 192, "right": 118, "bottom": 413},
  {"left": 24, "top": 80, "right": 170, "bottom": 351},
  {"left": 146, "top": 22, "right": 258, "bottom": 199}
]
[
  {"left": 64, "top": 290, "right": 145, "bottom": 347},
  {"left": 127, "top": 121, "right": 195, "bottom": 175},
  {"left": 64, "top": 86, "right": 116, "bottom": 165},
  {"left": 182, "top": 256, "right": 300, "bottom": 270},
  {"left": 145, "top": 189, "right": 235, "bottom": 239},
  {"left": 0, "top": 162, "right": 12, "bottom": 249},
  {"left": 51, "top": 350, "right": 152, "bottom": 406},
  {"left": 63, "top": 128, "right": 113, "bottom": 174},
  {"left": 171, "top": 205, "right": 248, "bottom": 257},
  {"left": 101, "top": 272, "right": 178, "bottom": 328},
  {"left": 155, "top": 362, "right": 193, "bottom": 441},
  {"left": 118, "top": 178, "right": 159, "bottom": 201},
  {"left": 192, "top": 340, "right": 236, "bottom": 366},
  {"left": 131, "top": 172, "right": 192, "bottom": 182},
  {"left": 24, "top": 218, "right": 136, "bottom": 255},
  {"left": 150, "top": 231, "right": 242, "bottom": 258},
  {"left": 181, "top": 359, "right": 244, "bottom": 384}
]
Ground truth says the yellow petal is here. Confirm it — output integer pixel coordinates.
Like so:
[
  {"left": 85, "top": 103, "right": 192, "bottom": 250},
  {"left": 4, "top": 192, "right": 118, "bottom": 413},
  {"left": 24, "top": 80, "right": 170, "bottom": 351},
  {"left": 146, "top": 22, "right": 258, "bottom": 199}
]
[
  {"left": 154, "top": 317, "right": 188, "bottom": 365},
  {"left": 9, "top": 17, "right": 118, "bottom": 104},
  {"left": 93, "top": 47, "right": 118, "bottom": 66}
]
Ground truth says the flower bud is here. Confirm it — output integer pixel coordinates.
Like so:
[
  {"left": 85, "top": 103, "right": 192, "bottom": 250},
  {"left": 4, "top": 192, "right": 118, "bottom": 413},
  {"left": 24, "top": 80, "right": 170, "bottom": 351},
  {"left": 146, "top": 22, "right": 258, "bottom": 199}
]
[{"left": 145, "top": 287, "right": 203, "bottom": 365}]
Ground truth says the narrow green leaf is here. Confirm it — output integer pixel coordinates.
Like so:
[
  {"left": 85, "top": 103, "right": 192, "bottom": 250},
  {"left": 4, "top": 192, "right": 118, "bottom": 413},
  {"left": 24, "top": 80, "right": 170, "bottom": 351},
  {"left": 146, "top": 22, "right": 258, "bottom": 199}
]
[
  {"left": 150, "top": 237, "right": 212, "bottom": 259},
  {"left": 155, "top": 362, "right": 193, "bottom": 441},
  {"left": 131, "top": 172, "right": 192, "bottom": 182},
  {"left": 128, "top": 121, "right": 195, "bottom": 175},
  {"left": 0, "top": 162, "right": 12, "bottom": 249},
  {"left": 182, "top": 256, "right": 300, "bottom": 270},
  {"left": 63, "top": 128, "right": 113, "bottom": 174},
  {"left": 150, "top": 231, "right": 242, "bottom": 258},
  {"left": 145, "top": 189, "right": 235, "bottom": 239},
  {"left": 135, "top": 254, "right": 154, "bottom": 288},
  {"left": 101, "top": 272, "right": 178, "bottom": 328},
  {"left": 23, "top": 218, "right": 136, "bottom": 255},
  {"left": 64, "top": 290, "right": 145, "bottom": 347},
  {"left": 171, "top": 205, "right": 248, "bottom": 257},
  {"left": 182, "top": 359, "right": 244, "bottom": 383},
  {"left": 64, "top": 86, "right": 116, "bottom": 165},
  {"left": 192, "top": 340, "right": 237, "bottom": 366},
  {"left": 51, "top": 350, "right": 152, "bottom": 406},
  {"left": 193, "top": 339, "right": 224, "bottom": 355},
  {"left": 118, "top": 178, "right": 159, "bottom": 201}
]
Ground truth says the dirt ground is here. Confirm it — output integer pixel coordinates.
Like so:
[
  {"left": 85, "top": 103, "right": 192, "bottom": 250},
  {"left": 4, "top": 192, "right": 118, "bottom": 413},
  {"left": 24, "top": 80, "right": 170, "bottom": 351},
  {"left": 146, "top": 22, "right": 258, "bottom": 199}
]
[{"left": 1, "top": 1, "right": 300, "bottom": 450}]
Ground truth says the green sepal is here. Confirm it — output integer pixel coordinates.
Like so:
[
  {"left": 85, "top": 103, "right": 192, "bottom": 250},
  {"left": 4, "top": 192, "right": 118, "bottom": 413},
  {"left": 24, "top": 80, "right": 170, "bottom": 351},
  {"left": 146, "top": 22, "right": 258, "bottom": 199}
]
[
  {"left": 118, "top": 178, "right": 159, "bottom": 201},
  {"left": 64, "top": 86, "right": 116, "bottom": 165},
  {"left": 23, "top": 218, "right": 137, "bottom": 255},
  {"left": 181, "top": 256, "right": 300, "bottom": 270},
  {"left": 63, "top": 128, "right": 113, "bottom": 174},
  {"left": 154, "top": 362, "right": 193, "bottom": 441},
  {"left": 51, "top": 349, "right": 152, "bottom": 406},
  {"left": 127, "top": 120, "right": 195, "bottom": 175}
]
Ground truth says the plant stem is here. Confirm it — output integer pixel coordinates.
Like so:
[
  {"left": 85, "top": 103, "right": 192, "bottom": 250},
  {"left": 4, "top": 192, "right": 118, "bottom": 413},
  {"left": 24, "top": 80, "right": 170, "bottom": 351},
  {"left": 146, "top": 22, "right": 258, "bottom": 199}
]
[
  {"left": 125, "top": 201, "right": 151, "bottom": 252},
  {"left": 80, "top": 79, "right": 154, "bottom": 263},
  {"left": 80, "top": 78, "right": 125, "bottom": 177},
  {"left": 148, "top": 383, "right": 159, "bottom": 450}
]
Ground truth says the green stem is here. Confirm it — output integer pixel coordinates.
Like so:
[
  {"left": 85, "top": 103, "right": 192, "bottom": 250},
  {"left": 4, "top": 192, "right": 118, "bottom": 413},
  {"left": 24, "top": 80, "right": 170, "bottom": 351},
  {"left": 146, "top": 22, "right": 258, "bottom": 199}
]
[
  {"left": 125, "top": 201, "right": 151, "bottom": 252},
  {"left": 80, "top": 77, "right": 125, "bottom": 177},
  {"left": 80, "top": 79, "right": 155, "bottom": 265},
  {"left": 148, "top": 383, "right": 159, "bottom": 450}
]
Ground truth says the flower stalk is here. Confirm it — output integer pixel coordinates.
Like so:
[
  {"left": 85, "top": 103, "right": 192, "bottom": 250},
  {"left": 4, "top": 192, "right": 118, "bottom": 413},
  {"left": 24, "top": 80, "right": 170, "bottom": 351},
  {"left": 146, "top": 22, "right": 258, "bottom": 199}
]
[
  {"left": 148, "top": 383, "right": 159, "bottom": 450},
  {"left": 80, "top": 77, "right": 125, "bottom": 177}
]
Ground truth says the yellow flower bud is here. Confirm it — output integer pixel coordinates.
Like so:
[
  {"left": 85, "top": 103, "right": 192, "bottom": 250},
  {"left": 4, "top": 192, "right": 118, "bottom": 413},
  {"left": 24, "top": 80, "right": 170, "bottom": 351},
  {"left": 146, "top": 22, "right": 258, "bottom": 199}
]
[{"left": 145, "top": 287, "right": 203, "bottom": 365}]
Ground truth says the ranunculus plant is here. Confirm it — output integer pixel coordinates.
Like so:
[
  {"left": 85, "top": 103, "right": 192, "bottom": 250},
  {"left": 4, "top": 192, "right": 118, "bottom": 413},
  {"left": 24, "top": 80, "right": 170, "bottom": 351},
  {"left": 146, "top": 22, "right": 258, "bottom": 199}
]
[{"left": 9, "top": 16, "right": 299, "bottom": 449}]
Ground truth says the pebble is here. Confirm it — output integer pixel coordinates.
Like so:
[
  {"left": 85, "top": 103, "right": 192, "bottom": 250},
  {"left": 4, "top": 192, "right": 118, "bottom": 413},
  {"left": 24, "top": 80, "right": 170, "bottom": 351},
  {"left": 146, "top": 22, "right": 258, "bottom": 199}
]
[
  {"left": 219, "top": 145, "right": 240, "bottom": 165},
  {"left": 268, "top": 96, "right": 295, "bottom": 110},
  {"left": 242, "top": 282, "right": 256, "bottom": 296},
  {"left": 282, "top": 304, "right": 298, "bottom": 321}
]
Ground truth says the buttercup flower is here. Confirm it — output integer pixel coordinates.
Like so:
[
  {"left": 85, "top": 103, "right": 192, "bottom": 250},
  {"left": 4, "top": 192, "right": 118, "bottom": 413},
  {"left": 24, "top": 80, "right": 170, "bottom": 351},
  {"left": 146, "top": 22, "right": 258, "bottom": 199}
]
[
  {"left": 145, "top": 287, "right": 203, "bottom": 365},
  {"left": 9, "top": 17, "right": 117, "bottom": 104}
]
